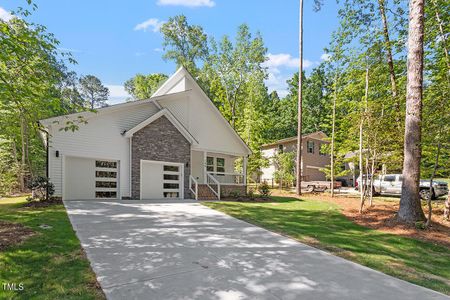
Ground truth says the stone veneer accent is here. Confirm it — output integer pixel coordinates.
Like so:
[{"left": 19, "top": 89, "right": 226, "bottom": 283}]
[{"left": 131, "top": 115, "right": 191, "bottom": 199}]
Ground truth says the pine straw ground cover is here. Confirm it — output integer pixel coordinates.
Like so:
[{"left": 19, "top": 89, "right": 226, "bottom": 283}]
[
  {"left": 203, "top": 194, "right": 450, "bottom": 295},
  {"left": 0, "top": 196, "right": 104, "bottom": 299}
]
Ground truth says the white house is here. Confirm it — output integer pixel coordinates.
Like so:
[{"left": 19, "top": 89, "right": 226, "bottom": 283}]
[{"left": 39, "top": 67, "right": 251, "bottom": 201}]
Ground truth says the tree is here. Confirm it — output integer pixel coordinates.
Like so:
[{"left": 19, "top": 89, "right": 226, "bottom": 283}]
[
  {"left": 208, "top": 24, "right": 267, "bottom": 128},
  {"left": 398, "top": 0, "right": 426, "bottom": 223},
  {"left": 0, "top": 4, "right": 78, "bottom": 193},
  {"left": 160, "top": 15, "right": 209, "bottom": 76},
  {"left": 124, "top": 73, "right": 168, "bottom": 100},
  {"left": 296, "top": 0, "right": 323, "bottom": 195},
  {"left": 79, "top": 75, "right": 109, "bottom": 109},
  {"left": 273, "top": 152, "right": 296, "bottom": 189}
]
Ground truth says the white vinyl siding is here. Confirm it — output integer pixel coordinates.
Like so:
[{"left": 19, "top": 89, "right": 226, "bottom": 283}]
[
  {"left": 49, "top": 102, "right": 159, "bottom": 197},
  {"left": 157, "top": 76, "right": 249, "bottom": 156}
]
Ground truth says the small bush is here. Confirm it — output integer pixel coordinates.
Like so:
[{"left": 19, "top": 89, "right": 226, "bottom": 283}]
[
  {"left": 229, "top": 190, "right": 241, "bottom": 198},
  {"left": 27, "top": 176, "right": 54, "bottom": 201},
  {"left": 247, "top": 188, "right": 255, "bottom": 199},
  {"left": 258, "top": 182, "right": 271, "bottom": 198}
]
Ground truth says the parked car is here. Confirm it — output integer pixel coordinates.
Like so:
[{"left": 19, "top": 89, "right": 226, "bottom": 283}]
[
  {"left": 358, "top": 174, "right": 448, "bottom": 200},
  {"left": 355, "top": 174, "right": 373, "bottom": 190}
]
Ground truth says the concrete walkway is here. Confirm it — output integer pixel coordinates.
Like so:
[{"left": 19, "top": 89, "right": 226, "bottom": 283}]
[{"left": 64, "top": 199, "right": 448, "bottom": 300}]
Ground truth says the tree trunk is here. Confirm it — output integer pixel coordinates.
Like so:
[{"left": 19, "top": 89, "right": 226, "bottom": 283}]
[
  {"left": 359, "top": 119, "right": 365, "bottom": 213},
  {"left": 444, "top": 192, "right": 450, "bottom": 221},
  {"left": 19, "top": 115, "right": 26, "bottom": 192},
  {"left": 330, "top": 74, "right": 337, "bottom": 198},
  {"left": 431, "top": 0, "right": 449, "bottom": 72},
  {"left": 426, "top": 142, "right": 441, "bottom": 226},
  {"left": 296, "top": 0, "right": 304, "bottom": 195},
  {"left": 378, "top": 0, "right": 398, "bottom": 100},
  {"left": 369, "top": 151, "right": 376, "bottom": 207},
  {"left": 398, "top": 0, "right": 426, "bottom": 223},
  {"left": 359, "top": 65, "right": 369, "bottom": 213}
]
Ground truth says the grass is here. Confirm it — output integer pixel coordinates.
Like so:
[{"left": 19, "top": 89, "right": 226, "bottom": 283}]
[
  {"left": 204, "top": 196, "right": 450, "bottom": 295},
  {"left": 0, "top": 196, "right": 104, "bottom": 299}
]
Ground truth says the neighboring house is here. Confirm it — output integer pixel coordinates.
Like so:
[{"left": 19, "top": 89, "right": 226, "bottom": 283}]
[
  {"left": 39, "top": 67, "right": 251, "bottom": 201},
  {"left": 261, "top": 131, "right": 330, "bottom": 183}
]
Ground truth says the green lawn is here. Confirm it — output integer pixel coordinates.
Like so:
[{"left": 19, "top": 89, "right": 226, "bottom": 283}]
[
  {"left": 204, "top": 196, "right": 450, "bottom": 295},
  {"left": 0, "top": 196, "right": 104, "bottom": 299}
]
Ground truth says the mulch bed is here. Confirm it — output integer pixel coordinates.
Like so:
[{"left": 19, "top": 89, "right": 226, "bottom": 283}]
[
  {"left": 22, "top": 198, "right": 63, "bottom": 208},
  {"left": 0, "top": 221, "right": 36, "bottom": 251}
]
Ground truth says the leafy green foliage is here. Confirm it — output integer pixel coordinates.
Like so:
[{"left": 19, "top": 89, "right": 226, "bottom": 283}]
[
  {"left": 124, "top": 73, "right": 168, "bottom": 100},
  {"left": 160, "top": 15, "right": 209, "bottom": 76},
  {"left": 257, "top": 182, "right": 271, "bottom": 198},
  {"left": 273, "top": 152, "right": 296, "bottom": 187}
]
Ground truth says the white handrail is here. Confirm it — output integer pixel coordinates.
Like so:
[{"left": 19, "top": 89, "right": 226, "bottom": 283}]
[
  {"left": 206, "top": 173, "right": 221, "bottom": 200},
  {"left": 189, "top": 175, "right": 198, "bottom": 200},
  {"left": 207, "top": 172, "right": 244, "bottom": 176}
]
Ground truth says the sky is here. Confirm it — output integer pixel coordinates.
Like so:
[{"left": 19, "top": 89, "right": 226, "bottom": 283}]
[{"left": 1, "top": 0, "right": 340, "bottom": 104}]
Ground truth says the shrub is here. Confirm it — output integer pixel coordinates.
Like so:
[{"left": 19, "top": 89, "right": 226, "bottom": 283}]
[
  {"left": 229, "top": 190, "right": 241, "bottom": 198},
  {"left": 247, "top": 188, "right": 255, "bottom": 199},
  {"left": 258, "top": 182, "right": 271, "bottom": 198},
  {"left": 27, "top": 176, "right": 54, "bottom": 201}
]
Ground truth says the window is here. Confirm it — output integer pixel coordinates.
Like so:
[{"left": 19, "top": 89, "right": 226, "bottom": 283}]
[
  {"left": 216, "top": 158, "right": 225, "bottom": 173},
  {"left": 164, "top": 174, "right": 179, "bottom": 180},
  {"left": 95, "top": 191, "right": 117, "bottom": 198},
  {"left": 384, "top": 175, "right": 396, "bottom": 182},
  {"left": 163, "top": 183, "right": 179, "bottom": 189},
  {"left": 307, "top": 141, "right": 315, "bottom": 154},
  {"left": 206, "top": 156, "right": 214, "bottom": 172},
  {"left": 164, "top": 192, "right": 179, "bottom": 198},
  {"left": 206, "top": 156, "right": 226, "bottom": 173},
  {"left": 278, "top": 144, "right": 284, "bottom": 153},
  {"left": 319, "top": 143, "right": 327, "bottom": 156},
  {"left": 95, "top": 171, "right": 117, "bottom": 178},
  {"left": 163, "top": 165, "right": 179, "bottom": 172},
  {"left": 95, "top": 161, "right": 117, "bottom": 168},
  {"left": 95, "top": 181, "right": 117, "bottom": 188}
]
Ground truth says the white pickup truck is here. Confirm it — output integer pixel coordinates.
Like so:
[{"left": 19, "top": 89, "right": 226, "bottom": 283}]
[{"left": 357, "top": 174, "right": 449, "bottom": 200}]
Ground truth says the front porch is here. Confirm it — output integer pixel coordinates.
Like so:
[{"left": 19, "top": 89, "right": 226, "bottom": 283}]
[{"left": 189, "top": 150, "right": 247, "bottom": 200}]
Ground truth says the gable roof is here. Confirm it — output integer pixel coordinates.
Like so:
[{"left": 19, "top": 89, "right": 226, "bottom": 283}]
[
  {"left": 155, "top": 67, "right": 252, "bottom": 155},
  {"left": 123, "top": 108, "right": 198, "bottom": 144},
  {"left": 261, "top": 131, "right": 329, "bottom": 148},
  {"left": 39, "top": 91, "right": 190, "bottom": 127}
]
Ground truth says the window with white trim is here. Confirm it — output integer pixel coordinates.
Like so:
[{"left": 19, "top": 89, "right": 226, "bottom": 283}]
[{"left": 206, "top": 156, "right": 226, "bottom": 173}]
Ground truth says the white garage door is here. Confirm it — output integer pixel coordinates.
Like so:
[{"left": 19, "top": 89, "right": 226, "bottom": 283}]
[
  {"left": 64, "top": 156, "right": 118, "bottom": 200},
  {"left": 141, "top": 160, "right": 183, "bottom": 199}
]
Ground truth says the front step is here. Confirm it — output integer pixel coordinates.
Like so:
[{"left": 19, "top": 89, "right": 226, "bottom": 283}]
[{"left": 197, "top": 184, "right": 219, "bottom": 200}]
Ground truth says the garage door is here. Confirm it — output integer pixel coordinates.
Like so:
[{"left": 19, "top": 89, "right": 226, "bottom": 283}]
[
  {"left": 141, "top": 160, "right": 183, "bottom": 199},
  {"left": 64, "top": 156, "right": 118, "bottom": 200}
]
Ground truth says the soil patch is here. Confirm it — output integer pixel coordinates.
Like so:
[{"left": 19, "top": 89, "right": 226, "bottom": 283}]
[
  {"left": 271, "top": 189, "right": 450, "bottom": 249},
  {"left": 0, "top": 221, "right": 36, "bottom": 251}
]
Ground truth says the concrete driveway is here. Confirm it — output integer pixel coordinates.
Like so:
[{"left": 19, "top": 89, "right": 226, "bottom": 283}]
[{"left": 64, "top": 199, "right": 448, "bottom": 300}]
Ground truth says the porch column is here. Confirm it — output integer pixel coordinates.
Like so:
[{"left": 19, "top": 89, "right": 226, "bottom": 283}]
[
  {"left": 243, "top": 156, "right": 248, "bottom": 185},
  {"left": 203, "top": 151, "right": 207, "bottom": 184}
]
